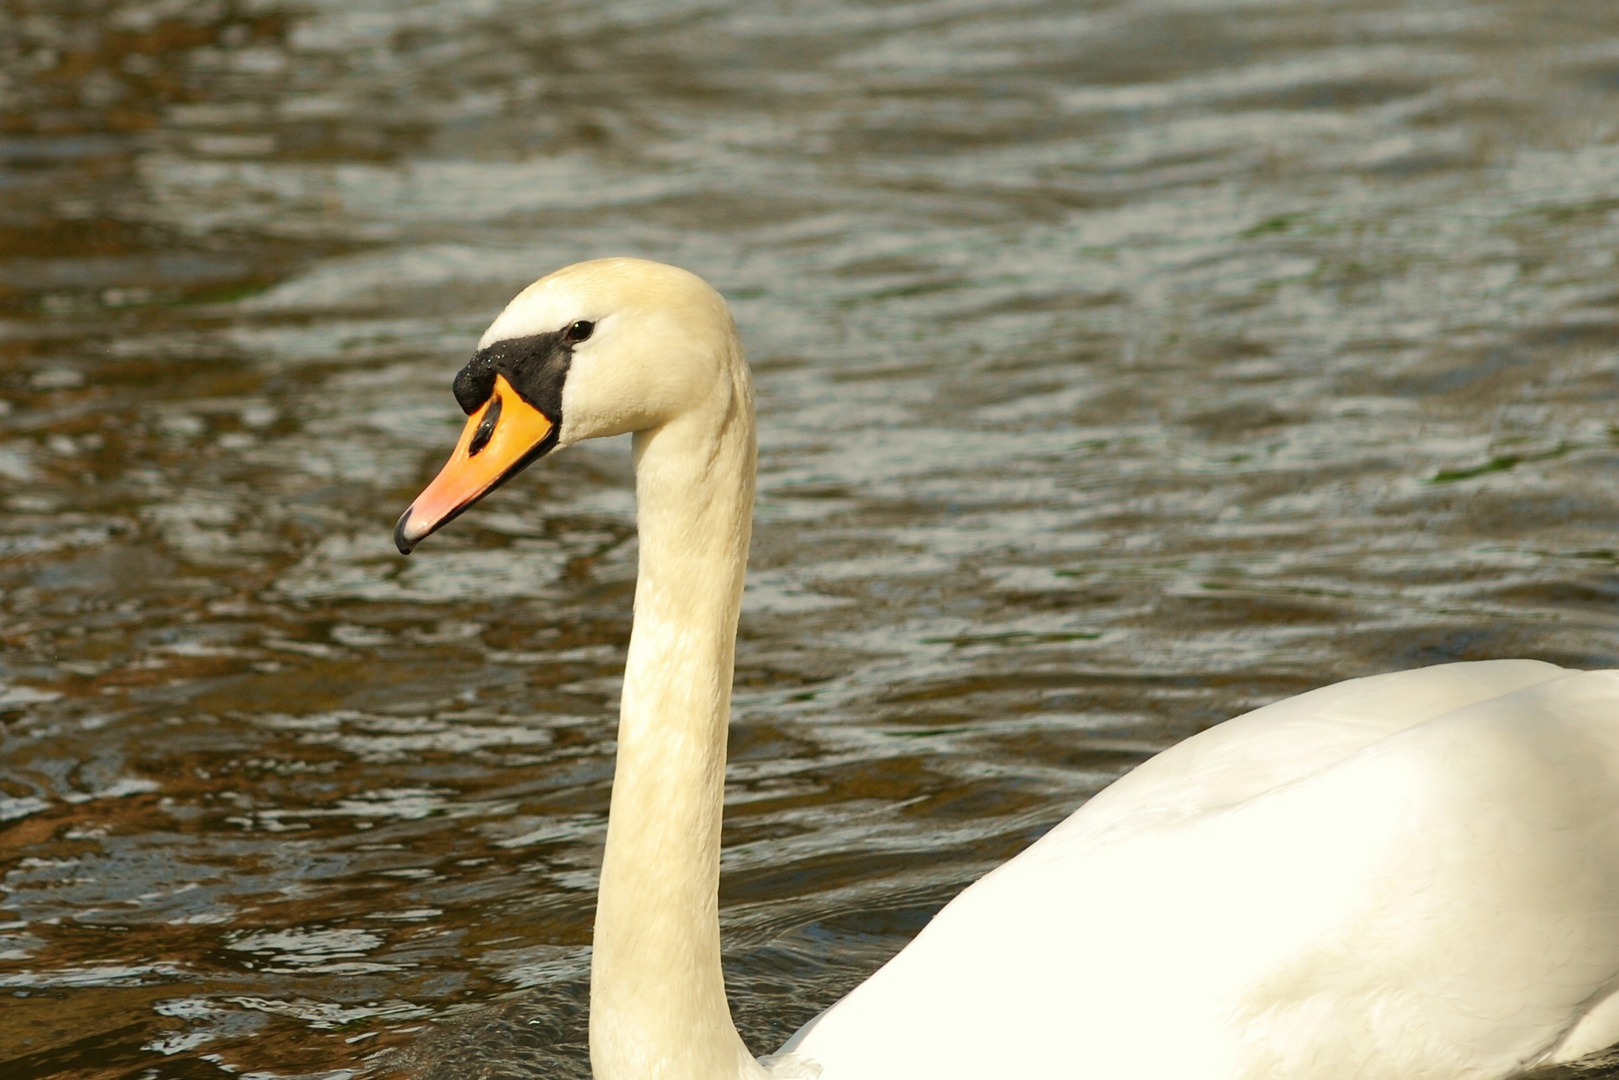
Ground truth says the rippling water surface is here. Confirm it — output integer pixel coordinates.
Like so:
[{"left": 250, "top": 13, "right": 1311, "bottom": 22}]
[{"left": 4, "top": 0, "right": 1619, "bottom": 1076}]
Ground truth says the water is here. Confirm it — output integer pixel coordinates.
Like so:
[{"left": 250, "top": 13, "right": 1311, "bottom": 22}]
[{"left": 3, "top": 0, "right": 1619, "bottom": 1076}]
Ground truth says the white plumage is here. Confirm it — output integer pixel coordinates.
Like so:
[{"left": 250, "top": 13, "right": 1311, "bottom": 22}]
[
  {"left": 784, "top": 660, "right": 1619, "bottom": 1079},
  {"left": 400, "top": 258, "right": 1619, "bottom": 1080}
]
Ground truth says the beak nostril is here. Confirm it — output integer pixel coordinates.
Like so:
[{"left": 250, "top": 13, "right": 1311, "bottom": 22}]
[
  {"left": 397, "top": 373, "right": 556, "bottom": 554},
  {"left": 467, "top": 395, "right": 503, "bottom": 457}
]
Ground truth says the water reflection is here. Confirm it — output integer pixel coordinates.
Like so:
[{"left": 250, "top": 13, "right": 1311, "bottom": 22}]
[{"left": 2, "top": 0, "right": 1619, "bottom": 1076}]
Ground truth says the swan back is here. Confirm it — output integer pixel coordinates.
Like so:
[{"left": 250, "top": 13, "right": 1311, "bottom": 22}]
[
  {"left": 789, "top": 663, "right": 1619, "bottom": 1080},
  {"left": 1045, "top": 658, "right": 1568, "bottom": 851}
]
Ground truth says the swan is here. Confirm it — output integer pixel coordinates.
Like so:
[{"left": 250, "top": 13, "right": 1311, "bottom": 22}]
[{"left": 394, "top": 256, "right": 1619, "bottom": 1080}]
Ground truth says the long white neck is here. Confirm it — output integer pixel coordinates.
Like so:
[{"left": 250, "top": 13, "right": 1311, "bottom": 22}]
[{"left": 589, "top": 354, "right": 768, "bottom": 1080}]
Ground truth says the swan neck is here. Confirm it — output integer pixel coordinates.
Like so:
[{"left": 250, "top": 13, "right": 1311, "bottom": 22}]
[{"left": 590, "top": 361, "right": 765, "bottom": 1080}]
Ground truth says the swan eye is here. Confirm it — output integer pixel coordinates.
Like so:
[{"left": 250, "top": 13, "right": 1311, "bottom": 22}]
[{"left": 565, "top": 320, "right": 594, "bottom": 343}]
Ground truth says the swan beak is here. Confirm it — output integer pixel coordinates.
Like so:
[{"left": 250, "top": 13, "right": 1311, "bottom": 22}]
[{"left": 394, "top": 374, "right": 558, "bottom": 554}]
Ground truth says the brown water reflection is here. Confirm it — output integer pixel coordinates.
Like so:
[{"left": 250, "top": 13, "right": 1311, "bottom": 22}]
[{"left": 3, "top": 0, "right": 1619, "bottom": 1077}]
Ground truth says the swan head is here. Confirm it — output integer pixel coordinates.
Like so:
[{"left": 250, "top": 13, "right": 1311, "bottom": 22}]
[{"left": 393, "top": 257, "right": 739, "bottom": 554}]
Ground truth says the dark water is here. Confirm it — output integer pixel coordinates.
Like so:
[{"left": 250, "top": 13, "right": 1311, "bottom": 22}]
[{"left": 3, "top": 0, "right": 1619, "bottom": 1077}]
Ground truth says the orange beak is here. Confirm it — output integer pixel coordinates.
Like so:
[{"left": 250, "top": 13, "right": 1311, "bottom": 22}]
[{"left": 394, "top": 374, "right": 557, "bottom": 554}]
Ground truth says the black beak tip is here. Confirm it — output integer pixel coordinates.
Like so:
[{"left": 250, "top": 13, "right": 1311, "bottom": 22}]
[{"left": 393, "top": 509, "right": 416, "bottom": 556}]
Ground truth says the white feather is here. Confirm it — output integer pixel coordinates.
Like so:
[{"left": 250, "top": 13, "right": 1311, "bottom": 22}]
[{"left": 464, "top": 260, "right": 1619, "bottom": 1080}]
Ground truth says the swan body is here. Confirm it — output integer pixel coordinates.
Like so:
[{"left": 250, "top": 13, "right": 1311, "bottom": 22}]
[
  {"left": 783, "top": 660, "right": 1619, "bottom": 1080},
  {"left": 396, "top": 258, "right": 1619, "bottom": 1080}
]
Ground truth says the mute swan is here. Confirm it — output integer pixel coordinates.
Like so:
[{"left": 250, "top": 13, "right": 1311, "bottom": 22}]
[{"left": 395, "top": 257, "right": 1619, "bottom": 1080}]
